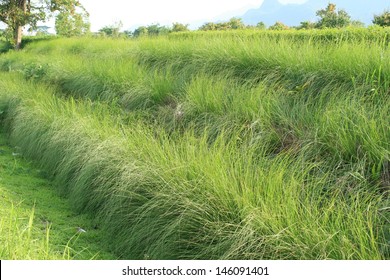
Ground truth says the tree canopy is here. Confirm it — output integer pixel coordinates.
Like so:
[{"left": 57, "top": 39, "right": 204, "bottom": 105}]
[
  {"left": 55, "top": 5, "right": 89, "bottom": 37},
  {"left": 268, "top": 21, "right": 289, "bottom": 31},
  {"left": 256, "top": 21, "right": 266, "bottom": 30},
  {"left": 315, "top": 3, "right": 351, "bottom": 28},
  {"left": 199, "top": 17, "right": 245, "bottom": 31},
  {"left": 373, "top": 10, "right": 390, "bottom": 27},
  {"left": 172, "top": 22, "right": 189, "bottom": 33},
  {"left": 98, "top": 21, "right": 123, "bottom": 37}
]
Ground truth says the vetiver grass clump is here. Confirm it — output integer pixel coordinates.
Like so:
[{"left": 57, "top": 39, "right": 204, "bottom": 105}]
[
  {"left": 0, "top": 29, "right": 388, "bottom": 259},
  {"left": 0, "top": 71, "right": 388, "bottom": 259}
]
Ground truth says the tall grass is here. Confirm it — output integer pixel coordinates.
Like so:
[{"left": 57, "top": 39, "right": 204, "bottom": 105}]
[
  {"left": 0, "top": 72, "right": 387, "bottom": 259},
  {"left": 2, "top": 30, "right": 388, "bottom": 100},
  {"left": 0, "top": 31, "right": 388, "bottom": 259},
  {"left": 168, "top": 27, "right": 390, "bottom": 44}
]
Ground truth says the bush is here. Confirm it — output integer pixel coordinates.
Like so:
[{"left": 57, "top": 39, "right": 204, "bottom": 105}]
[{"left": 23, "top": 63, "right": 48, "bottom": 80}]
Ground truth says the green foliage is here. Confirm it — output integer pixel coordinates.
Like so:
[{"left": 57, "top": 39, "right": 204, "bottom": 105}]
[
  {"left": 0, "top": 0, "right": 45, "bottom": 31},
  {"left": 172, "top": 22, "right": 189, "bottom": 32},
  {"left": 373, "top": 10, "right": 390, "bottom": 27},
  {"left": 256, "top": 21, "right": 266, "bottom": 30},
  {"left": 269, "top": 21, "right": 289, "bottom": 30},
  {"left": 298, "top": 21, "right": 316, "bottom": 30},
  {"left": 315, "top": 3, "right": 351, "bottom": 28},
  {"left": 132, "top": 24, "right": 172, "bottom": 37},
  {"left": 0, "top": 38, "right": 12, "bottom": 53},
  {"left": 146, "top": 24, "right": 161, "bottom": 36},
  {"left": 123, "top": 29, "right": 133, "bottom": 37},
  {"left": 23, "top": 62, "right": 48, "bottom": 80},
  {"left": 199, "top": 17, "right": 245, "bottom": 31},
  {"left": 99, "top": 21, "right": 122, "bottom": 37},
  {"left": 0, "top": 0, "right": 87, "bottom": 48},
  {"left": 227, "top": 17, "right": 245, "bottom": 29},
  {"left": 133, "top": 26, "right": 148, "bottom": 37},
  {"left": 198, "top": 22, "right": 217, "bottom": 31},
  {"left": 55, "top": 9, "right": 90, "bottom": 37},
  {"left": 147, "top": 23, "right": 170, "bottom": 36}
]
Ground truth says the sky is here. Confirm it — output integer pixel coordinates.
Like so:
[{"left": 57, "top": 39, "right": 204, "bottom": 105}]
[
  {"left": 79, "top": 0, "right": 308, "bottom": 31},
  {"left": 0, "top": 0, "right": 309, "bottom": 32}
]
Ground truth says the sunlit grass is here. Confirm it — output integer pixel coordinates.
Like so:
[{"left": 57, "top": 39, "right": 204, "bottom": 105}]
[
  {"left": 0, "top": 203, "right": 54, "bottom": 260},
  {"left": 0, "top": 128, "right": 116, "bottom": 260},
  {"left": 0, "top": 30, "right": 388, "bottom": 259}
]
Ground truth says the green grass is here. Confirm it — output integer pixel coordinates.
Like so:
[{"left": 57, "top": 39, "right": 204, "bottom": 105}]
[
  {"left": 0, "top": 130, "right": 116, "bottom": 260},
  {"left": 0, "top": 73, "right": 387, "bottom": 259},
  {"left": 0, "top": 30, "right": 388, "bottom": 259}
]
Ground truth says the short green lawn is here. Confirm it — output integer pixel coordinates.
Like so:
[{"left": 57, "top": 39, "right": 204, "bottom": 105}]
[{"left": 0, "top": 132, "right": 116, "bottom": 260}]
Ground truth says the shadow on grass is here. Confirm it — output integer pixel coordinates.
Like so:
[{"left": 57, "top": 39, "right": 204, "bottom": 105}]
[{"left": 0, "top": 35, "right": 58, "bottom": 54}]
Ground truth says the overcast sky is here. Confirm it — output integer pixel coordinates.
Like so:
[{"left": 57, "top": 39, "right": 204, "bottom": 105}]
[{"left": 78, "top": 0, "right": 308, "bottom": 31}]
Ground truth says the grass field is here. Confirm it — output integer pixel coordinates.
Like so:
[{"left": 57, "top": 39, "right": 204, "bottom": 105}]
[{"left": 0, "top": 29, "right": 388, "bottom": 259}]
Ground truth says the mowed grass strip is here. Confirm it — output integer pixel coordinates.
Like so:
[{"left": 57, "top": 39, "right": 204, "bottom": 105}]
[{"left": 0, "top": 130, "right": 116, "bottom": 260}]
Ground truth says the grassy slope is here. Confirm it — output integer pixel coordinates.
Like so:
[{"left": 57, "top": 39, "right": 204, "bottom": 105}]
[
  {"left": 0, "top": 131, "right": 116, "bottom": 260},
  {"left": 0, "top": 30, "right": 388, "bottom": 259}
]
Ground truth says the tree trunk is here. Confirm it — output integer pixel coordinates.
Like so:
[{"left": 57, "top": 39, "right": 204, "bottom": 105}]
[
  {"left": 14, "top": 24, "right": 23, "bottom": 50},
  {"left": 14, "top": 0, "right": 27, "bottom": 50}
]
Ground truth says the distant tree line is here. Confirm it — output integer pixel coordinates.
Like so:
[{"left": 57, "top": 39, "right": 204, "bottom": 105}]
[
  {"left": 196, "top": 4, "right": 389, "bottom": 32},
  {"left": 1, "top": 1, "right": 388, "bottom": 48},
  {"left": 98, "top": 22, "right": 190, "bottom": 38},
  {"left": 99, "top": 3, "right": 388, "bottom": 38}
]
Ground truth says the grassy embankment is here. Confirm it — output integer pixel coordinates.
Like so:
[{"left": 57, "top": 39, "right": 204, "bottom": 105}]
[{"left": 0, "top": 29, "right": 388, "bottom": 259}]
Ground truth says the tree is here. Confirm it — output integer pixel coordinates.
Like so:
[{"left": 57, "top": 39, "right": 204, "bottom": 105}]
[
  {"left": 99, "top": 21, "right": 122, "bottom": 37},
  {"left": 145, "top": 23, "right": 170, "bottom": 36},
  {"left": 227, "top": 17, "right": 245, "bottom": 29},
  {"left": 350, "top": 20, "right": 364, "bottom": 28},
  {"left": 146, "top": 23, "right": 160, "bottom": 36},
  {"left": 315, "top": 3, "right": 351, "bottom": 28},
  {"left": 269, "top": 21, "right": 289, "bottom": 31},
  {"left": 256, "top": 21, "right": 266, "bottom": 30},
  {"left": 198, "top": 18, "right": 245, "bottom": 31},
  {"left": 0, "top": 0, "right": 86, "bottom": 49},
  {"left": 373, "top": 10, "right": 390, "bottom": 27},
  {"left": 172, "top": 22, "right": 189, "bottom": 32},
  {"left": 55, "top": 8, "right": 89, "bottom": 37},
  {"left": 133, "top": 26, "right": 148, "bottom": 37},
  {"left": 131, "top": 24, "right": 169, "bottom": 37},
  {"left": 155, "top": 25, "right": 170, "bottom": 35},
  {"left": 297, "top": 21, "right": 315, "bottom": 30},
  {"left": 123, "top": 29, "right": 133, "bottom": 37},
  {"left": 198, "top": 22, "right": 217, "bottom": 31}
]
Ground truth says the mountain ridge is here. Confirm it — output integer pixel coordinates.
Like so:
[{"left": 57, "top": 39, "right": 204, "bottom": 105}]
[{"left": 240, "top": 0, "right": 390, "bottom": 27}]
